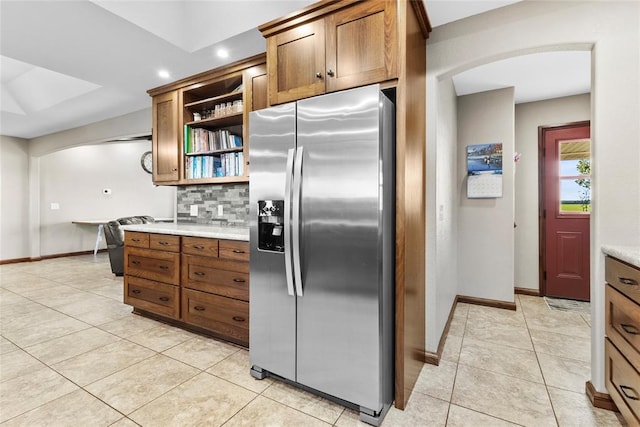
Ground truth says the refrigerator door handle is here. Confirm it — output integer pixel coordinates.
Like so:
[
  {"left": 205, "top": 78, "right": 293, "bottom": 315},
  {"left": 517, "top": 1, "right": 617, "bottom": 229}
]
[
  {"left": 292, "top": 146, "right": 304, "bottom": 296},
  {"left": 284, "top": 148, "right": 295, "bottom": 296}
]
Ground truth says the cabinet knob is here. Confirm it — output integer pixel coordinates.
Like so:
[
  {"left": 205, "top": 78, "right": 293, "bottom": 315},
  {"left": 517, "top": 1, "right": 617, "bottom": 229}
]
[
  {"left": 159, "top": 296, "right": 170, "bottom": 302},
  {"left": 315, "top": 72, "right": 322, "bottom": 79},
  {"left": 327, "top": 69, "right": 335, "bottom": 77}
]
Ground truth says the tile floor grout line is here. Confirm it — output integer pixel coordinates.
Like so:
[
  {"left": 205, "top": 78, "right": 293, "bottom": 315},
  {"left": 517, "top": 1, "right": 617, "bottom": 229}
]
[
  {"left": 519, "top": 294, "right": 561, "bottom": 427},
  {"left": 446, "top": 300, "right": 529, "bottom": 426}
]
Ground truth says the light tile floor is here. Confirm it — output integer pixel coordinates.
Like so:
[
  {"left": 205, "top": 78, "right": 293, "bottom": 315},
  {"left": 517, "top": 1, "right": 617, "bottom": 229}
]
[{"left": 0, "top": 253, "right": 625, "bottom": 426}]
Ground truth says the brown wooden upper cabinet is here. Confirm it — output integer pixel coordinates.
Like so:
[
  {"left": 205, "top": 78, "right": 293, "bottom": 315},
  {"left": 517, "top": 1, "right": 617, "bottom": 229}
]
[
  {"left": 147, "top": 54, "right": 266, "bottom": 186},
  {"left": 152, "top": 90, "right": 180, "bottom": 184},
  {"left": 261, "top": 0, "right": 398, "bottom": 105}
]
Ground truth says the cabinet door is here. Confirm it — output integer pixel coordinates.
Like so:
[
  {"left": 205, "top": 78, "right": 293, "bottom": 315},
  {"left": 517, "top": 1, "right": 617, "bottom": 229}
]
[
  {"left": 152, "top": 91, "right": 180, "bottom": 183},
  {"left": 267, "top": 20, "right": 325, "bottom": 105},
  {"left": 325, "top": 0, "right": 397, "bottom": 93}
]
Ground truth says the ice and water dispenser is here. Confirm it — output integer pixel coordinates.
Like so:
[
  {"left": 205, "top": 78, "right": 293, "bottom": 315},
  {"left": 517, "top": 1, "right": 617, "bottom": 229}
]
[{"left": 257, "top": 200, "right": 285, "bottom": 252}]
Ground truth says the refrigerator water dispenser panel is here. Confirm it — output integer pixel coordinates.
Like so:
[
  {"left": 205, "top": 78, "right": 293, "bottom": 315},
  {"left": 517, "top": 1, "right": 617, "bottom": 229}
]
[{"left": 258, "top": 200, "right": 285, "bottom": 252}]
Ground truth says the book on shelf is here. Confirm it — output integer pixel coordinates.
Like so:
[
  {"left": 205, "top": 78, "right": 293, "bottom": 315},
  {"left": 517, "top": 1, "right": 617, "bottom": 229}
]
[
  {"left": 185, "top": 152, "right": 244, "bottom": 179},
  {"left": 183, "top": 125, "right": 243, "bottom": 153}
]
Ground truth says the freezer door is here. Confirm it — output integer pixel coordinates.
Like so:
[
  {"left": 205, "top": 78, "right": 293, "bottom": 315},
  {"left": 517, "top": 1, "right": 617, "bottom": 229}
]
[
  {"left": 295, "top": 85, "right": 388, "bottom": 411},
  {"left": 249, "top": 103, "right": 297, "bottom": 381}
]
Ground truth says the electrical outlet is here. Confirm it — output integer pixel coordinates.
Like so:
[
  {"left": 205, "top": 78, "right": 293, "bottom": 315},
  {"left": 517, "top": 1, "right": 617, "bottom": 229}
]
[
  {"left": 50, "top": 202, "right": 60, "bottom": 210},
  {"left": 190, "top": 205, "right": 198, "bottom": 216},
  {"left": 218, "top": 205, "right": 224, "bottom": 216}
]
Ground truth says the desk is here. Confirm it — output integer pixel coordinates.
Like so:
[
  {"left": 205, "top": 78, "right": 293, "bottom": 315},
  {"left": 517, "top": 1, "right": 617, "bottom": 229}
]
[{"left": 72, "top": 218, "right": 175, "bottom": 255}]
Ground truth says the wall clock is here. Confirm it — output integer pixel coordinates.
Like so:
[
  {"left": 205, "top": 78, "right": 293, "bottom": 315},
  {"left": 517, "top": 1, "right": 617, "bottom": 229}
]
[{"left": 140, "top": 151, "right": 153, "bottom": 174}]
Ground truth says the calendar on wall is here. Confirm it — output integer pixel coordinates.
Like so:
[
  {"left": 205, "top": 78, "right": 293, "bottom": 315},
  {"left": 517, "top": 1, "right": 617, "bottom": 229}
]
[{"left": 467, "top": 143, "right": 503, "bottom": 198}]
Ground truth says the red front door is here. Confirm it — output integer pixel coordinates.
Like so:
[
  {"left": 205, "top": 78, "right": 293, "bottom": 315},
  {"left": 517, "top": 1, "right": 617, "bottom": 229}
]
[{"left": 541, "top": 123, "right": 591, "bottom": 301}]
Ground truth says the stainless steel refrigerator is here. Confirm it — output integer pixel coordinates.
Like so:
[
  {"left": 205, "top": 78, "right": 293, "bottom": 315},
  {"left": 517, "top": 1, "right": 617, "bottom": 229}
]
[{"left": 249, "top": 84, "right": 395, "bottom": 426}]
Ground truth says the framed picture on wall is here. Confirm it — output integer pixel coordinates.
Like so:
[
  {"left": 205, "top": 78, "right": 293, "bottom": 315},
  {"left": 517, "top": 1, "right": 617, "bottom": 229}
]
[{"left": 467, "top": 143, "right": 503, "bottom": 198}]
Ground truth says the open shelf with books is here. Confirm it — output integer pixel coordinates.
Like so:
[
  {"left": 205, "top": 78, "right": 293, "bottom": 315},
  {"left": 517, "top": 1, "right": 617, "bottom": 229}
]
[{"left": 147, "top": 53, "right": 266, "bottom": 185}]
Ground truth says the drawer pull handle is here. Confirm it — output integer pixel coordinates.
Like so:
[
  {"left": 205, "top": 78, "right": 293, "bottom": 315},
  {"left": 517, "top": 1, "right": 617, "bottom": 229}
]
[
  {"left": 159, "top": 265, "right": 169, "bottom": 270},
  {"left": 193, "top": 245, "right": 205, "bottom": 250},
  {"left": 159, "top": 296, "right": 170, "bottom": 302},
  {"left": 619, "top": 277, "right": 638, "bottom": 286},
  {"left": 194, "top": 271, "right": 206, "bottom": 277},
  {"left": 158, "top": 241, "right": 169, "bottom": 246},
  {"left": 132, "top": 289, "right": 141, "bottom": 294},
  {"left": 620, "top": 385, "right": 640, "bottom": 401},
  {"left": 131, "top": 238, "right": 141, "bottom": 242},
  {"left": 232, "top": 249, "right": 246, "bottom": 254},
  {"left": 132, "top": 260, "right": 141, "bottom": 265},
  {"left": 232, "top": 316, "right": 246, "bottom": 322},
  {"left": 233, "top": 278, "right": 246, "bottom": 283},
  {"left": 194, "top": 306, "right": 206, "bottom": 311},
  {"left": 620, "top": 323, "right": 640, "bottom": 335}
]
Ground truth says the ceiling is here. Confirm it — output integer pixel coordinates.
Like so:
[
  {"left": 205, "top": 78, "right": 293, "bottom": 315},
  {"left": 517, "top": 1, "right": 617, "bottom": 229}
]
[{"left": 0, "top": 0, "right": 589, "bottom": 140}]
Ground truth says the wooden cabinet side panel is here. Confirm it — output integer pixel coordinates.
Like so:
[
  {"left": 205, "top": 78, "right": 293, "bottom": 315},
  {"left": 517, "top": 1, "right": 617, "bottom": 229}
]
[
  {"left": 152, "top": 91, "right": 180, "bottom": 184},
  {"left": 394, "top": 0, "right": 426, "bottom": 410},
  {"left": 325, "top": 0, "right": 398, "bottom": 92},
  {"left": 268, "top": 20, "right": 326, "bottom": 105}
]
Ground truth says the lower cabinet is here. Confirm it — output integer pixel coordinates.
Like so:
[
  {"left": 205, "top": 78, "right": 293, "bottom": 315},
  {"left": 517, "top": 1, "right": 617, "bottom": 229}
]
[
  {"left": 123, "top": 231, "right": 250, "bottom": 347},
  {"left": 124, "top": 275, "right": 180, "bottom": 319},
  {"left": 604, "top": 255, "right": 640, "bottom": 424},
  {"left": 182, "top": 288, "right": 249, "bottom": 346}
]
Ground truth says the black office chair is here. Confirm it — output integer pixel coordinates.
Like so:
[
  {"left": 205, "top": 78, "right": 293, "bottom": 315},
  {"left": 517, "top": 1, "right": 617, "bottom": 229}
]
[{"left": 103, "top": 215, "right": 155, "bottom": 276}]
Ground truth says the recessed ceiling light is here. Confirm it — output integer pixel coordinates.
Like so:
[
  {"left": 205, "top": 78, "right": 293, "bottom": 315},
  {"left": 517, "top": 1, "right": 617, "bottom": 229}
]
[
  {"left": 158, "top": 70, "right": 170, "bottom": 79},
  {"left": 217, "top": 49, "right": 229, "bottom": 58}
]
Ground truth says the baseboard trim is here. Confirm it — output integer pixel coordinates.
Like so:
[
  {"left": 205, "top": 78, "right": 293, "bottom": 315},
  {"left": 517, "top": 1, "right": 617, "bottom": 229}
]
[
  {"left": 457, "top": 295, "right": 517, "bottom": 311},
  {"left": 586, "top": 381, "right": 618, "bottom": 411},
  {"left": 515, "top": 287, "right": 540, "bottom": 296},
  {"left": 1, "top": 249, "right": 107, "bottom": 265},
  {"left": 0, "top": 257, "right": 31, "bottom": 265}
]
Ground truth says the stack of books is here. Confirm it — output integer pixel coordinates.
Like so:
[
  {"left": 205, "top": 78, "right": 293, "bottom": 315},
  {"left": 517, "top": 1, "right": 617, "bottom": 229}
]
[{"left": 184, "top": 126, "right": 242, "bottom": 153}]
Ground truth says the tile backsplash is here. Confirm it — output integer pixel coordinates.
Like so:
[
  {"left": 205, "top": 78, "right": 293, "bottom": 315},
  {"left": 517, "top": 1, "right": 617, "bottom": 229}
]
[{"left": 177, "top": 183, "right": 249, "bottom": 226}]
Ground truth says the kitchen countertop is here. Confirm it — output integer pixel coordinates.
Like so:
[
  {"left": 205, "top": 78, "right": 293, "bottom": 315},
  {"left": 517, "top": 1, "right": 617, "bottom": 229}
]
[
  {"left": 121, "top": 222, "right": 249, "bottom": 241},
  {"left": 602, "top": 245, "right": 640, "bottom": 268}
]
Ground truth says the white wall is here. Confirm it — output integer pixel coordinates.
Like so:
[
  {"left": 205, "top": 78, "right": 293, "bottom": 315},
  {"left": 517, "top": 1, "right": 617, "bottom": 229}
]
[
  {"left": 457, "top": 88, "right": 515, "bottom": 302},
  {"left": 0, "top": 136, "right": 30, "bottom": 260},
  {"left": 0, "top": 107, "right": 177, "bottom": 260},
  {"left": 426, "top": 0, "right": 640, "bottom": 392},
  {"left": 38, "top": 141, "right": 174, "bottom": 256},
  {"left": 514, "top": 94, "right": 591, "bottom": 291},
  {"left": 426, "top": 78, "right": 459, "bottom": 351}
]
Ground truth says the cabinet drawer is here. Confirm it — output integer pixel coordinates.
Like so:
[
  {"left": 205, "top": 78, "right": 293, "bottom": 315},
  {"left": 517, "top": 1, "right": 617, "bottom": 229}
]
[
  {"left": 125, "top": 247, "right": 180, "bottom": 285},
  {"left": 150, "top": 233, "right": 180, "bottom": 252},
  {"left": 606, "top": 256, "right": 640, "bottom": 304},
  {"left": 125, "top": 231, "right": 149, "bottom": 248},
  {"left": 182, "top": 288, "right": 249, "bottom": 345},
  {"left": 124, "top": 275, "right": 180, "bottom": 319},
  {"left": 219, "top": 240, "right": 250, "bottom": 262},
  {"left": 182, "top": 255, "right": 249, "bottom": 301},
  {"left": 182, "top": 236, "right": 219, "bottom": 257},
  {"left": 605, "top": 338, "right": 640, "bottom": 424},
  {"left": 606, "top": 284, "right": 640, "bottom": 371}
]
